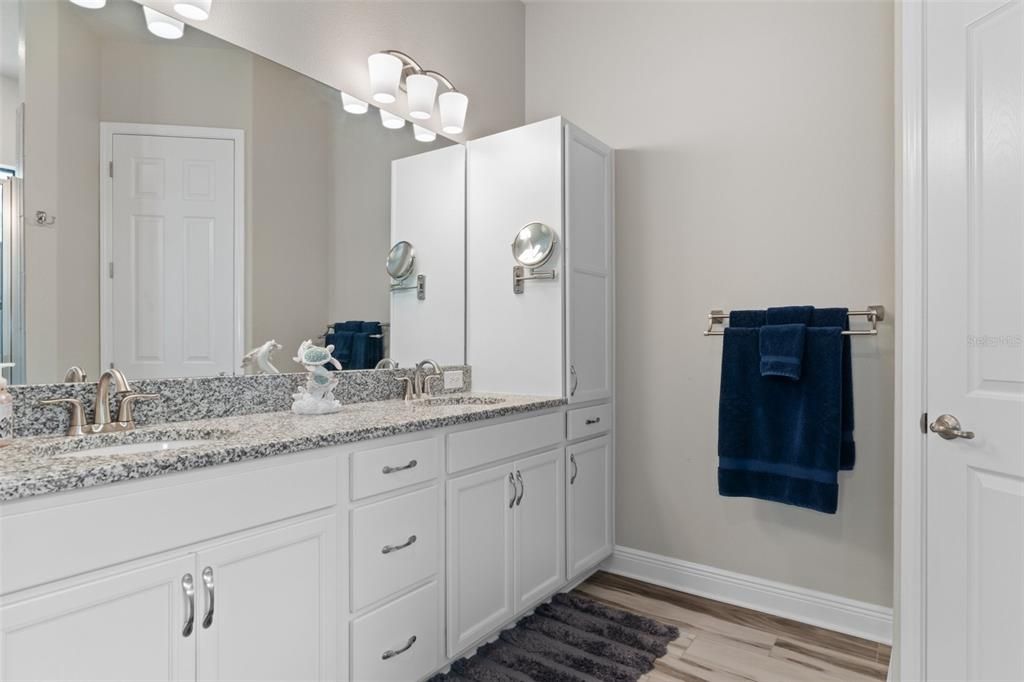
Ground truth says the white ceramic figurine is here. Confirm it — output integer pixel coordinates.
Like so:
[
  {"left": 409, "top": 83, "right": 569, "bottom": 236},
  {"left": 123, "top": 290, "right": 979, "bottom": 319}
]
[
  {"left": 241, "top": 339, "right": 283, "bottom": 375},
  {"left": 291, "top": 340, "right": 344, "bottom": 415}
]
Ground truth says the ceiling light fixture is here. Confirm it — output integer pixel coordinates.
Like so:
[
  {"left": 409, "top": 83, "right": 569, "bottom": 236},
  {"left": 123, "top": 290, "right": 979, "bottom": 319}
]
[
  {"left": 340, "top": 92, "right": 368, "bottom": 114},
  {"left": 143, "top": 6, "right": 185, "bottom": 39},
  {"left": 380, "top": 109, "right": 406, "bottom": 130},
  {"left": 173, "top": 0, "right": 212, "bottom": 21},
  {"left": 413, "top": 125, "right": 436, "bottom": 143},
  {"left": 69, "top": 0, "right": 106, "bottom": 8},
  {"left": 366, "top": 50, "right": 467, "bottom": 133}
]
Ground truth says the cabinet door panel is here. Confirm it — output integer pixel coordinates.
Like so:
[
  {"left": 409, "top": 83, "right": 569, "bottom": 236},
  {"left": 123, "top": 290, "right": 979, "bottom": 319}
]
[
  {"left": 567, "top": 437, "right": 613, "bottom": 578},
  {"left": 514, "top": 449, "right": 565, "bottom": 611},
  {"left": 196, "top": 515, "right": 336, "bottom": 681},
  {"left": 446, "top": 464, "right": 514, "bottom": 657},
  {"left": 0, "top": 555, "right": 196, "bottom": 681},
  {"left": 568, "top": 270, "right": 611, "bottom": 402}
]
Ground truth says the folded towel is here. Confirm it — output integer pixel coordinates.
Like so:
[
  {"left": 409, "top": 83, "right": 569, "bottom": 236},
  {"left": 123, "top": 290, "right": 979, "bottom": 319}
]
[
  {"left": 334, "top": 320, "right": 363, "bottom": 332},
  {"left": 766, "top": 305, "right": 814, "bottom": 325},
  {"left": 328, "top": 323, "right": 384, "bottom": 370},
  {"left": 812, "top": 308, "right": 855, "bottom": 470},
  {"left": 718, "top": 324, "right": 844, "bottom": 513},
  {"left": 759, "top": 324, "right": 806, "bottom": 380},
  {"left": 729, "top": 310, "right": 765, "bottom": 328}
]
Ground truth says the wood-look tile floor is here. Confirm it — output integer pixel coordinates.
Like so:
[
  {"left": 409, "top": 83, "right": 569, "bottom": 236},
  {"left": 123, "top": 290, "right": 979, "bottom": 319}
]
[{"left": 573, "top": 572, "right": 891, "bottom": 682}]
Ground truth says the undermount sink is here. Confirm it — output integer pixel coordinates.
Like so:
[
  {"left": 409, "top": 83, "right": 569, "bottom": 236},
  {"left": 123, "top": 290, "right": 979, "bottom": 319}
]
[
  {"left": 415, "top": 396, "right": 506, "bottom": 407},
  {"left": 56, "top": 440, "right": 217, "bottom": 458}
]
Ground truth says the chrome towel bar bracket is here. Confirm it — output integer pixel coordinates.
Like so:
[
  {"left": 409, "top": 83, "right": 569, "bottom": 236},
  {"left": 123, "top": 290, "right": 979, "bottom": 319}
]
[{"left": 704, "top": 305, "right": 885, "bottom": 337}]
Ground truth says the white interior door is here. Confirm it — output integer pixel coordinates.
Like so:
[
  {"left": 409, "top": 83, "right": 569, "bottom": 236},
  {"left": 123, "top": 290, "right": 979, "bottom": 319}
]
[
  {"left": 925, "top": 1, "right": 1024, "bottom": 679},
  {"left": 109, "top": 132, "right": 237, "bottom": 378}
]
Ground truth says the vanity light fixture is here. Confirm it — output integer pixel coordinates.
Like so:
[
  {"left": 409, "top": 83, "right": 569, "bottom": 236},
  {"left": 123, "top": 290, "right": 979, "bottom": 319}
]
[
  {"left": 380, "top": 109, "right": 406, "bottom": 130},
  {"left": 366, "top": 50, "right": 468, "bottom": 132},
  {"left": 173, "top": 0, "right": 212, "bottom": 21},
  {"left": 340, "top": 92, "right": 369, "bottom": 115},
  {"left": 69, "top": 0, "right": 106, "bottom": 8},
  {"left": 413, "top": 124, "right": 436, "bottom": 143},
  {"left": 143, "top": 6, "right": 185, "bottom": 39}
]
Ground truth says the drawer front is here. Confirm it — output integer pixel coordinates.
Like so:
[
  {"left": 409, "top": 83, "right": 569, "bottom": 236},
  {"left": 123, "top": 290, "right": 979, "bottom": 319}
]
[
  {"left": 351, "top": 487, "right": 439, "bottom": 611},
  {"left": 351, "top": 435, "right": 441, "bottom": 501},
  {"left": 352, "top": 581, "right": 440, "bottom": 682},
  {"left": 447, "top": 411, "right": 564, "bottom": 473},
  {"left": 567, "top": 403, "right": 612, "bottom": 441}
]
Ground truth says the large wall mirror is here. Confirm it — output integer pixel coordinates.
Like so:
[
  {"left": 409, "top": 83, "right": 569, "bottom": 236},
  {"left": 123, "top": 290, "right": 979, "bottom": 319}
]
[{"left": 0, "top": 0, "right": 466, "bottom": 385}]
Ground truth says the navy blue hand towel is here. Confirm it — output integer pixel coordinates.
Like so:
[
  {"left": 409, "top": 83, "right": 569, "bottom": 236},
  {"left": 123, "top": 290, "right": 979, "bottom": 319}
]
[
  {"left": 766, "top": 306, "right": 814, "bottom": 325},
  {"left": 718, "top": 325, "right": 844, "bottom": 513},
  {"left": 729, "top": 310, "right": 765, "bottom": 328},
  {"left": 813, "top": 308, "right": 855, "bottom": 470},
  {"left": 759, "top": 324, "right": 806, "bottom": 380}
]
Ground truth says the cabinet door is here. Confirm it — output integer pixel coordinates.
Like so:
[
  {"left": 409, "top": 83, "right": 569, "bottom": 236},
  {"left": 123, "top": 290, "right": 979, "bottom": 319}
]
[
  {"left": 567, "top": 437, "right": 614, "bottom": 579},
  {"left": 196, "top": 514, "right": 336, "bottom": 682},
  {"left": 513, "top": 449, "right": 565, "bottom": 612},
  {"left": 565, "top": 123, "right": 613, "bottom": 404},
  {"left": 0, "top": 555, "right": 197, "bottom": 681},
  {"left": 446, "top": 463, "right": 515, "bottom": 657}
]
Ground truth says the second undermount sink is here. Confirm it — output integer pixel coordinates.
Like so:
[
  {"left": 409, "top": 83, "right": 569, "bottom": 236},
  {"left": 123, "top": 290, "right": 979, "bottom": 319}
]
[
  {"left": 415, "top": 396, "right": 506, "bottom": 407},
  {"left": 56, "top": 440, "right": 217, "bottom": 458}
]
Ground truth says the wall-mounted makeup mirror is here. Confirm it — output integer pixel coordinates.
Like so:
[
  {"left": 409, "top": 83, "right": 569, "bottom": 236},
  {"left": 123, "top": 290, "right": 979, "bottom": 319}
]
[
  {"left": 512, "top": 222, "right": 558, "bottom": 294},
  {"left": 386, "top": 241, "right": 416, "bottom": 281}
]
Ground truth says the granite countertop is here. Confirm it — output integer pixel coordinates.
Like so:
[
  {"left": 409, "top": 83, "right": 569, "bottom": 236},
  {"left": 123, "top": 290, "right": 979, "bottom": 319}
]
[{"left": 0, "top": 393, "right": 566, "bottom": 502}]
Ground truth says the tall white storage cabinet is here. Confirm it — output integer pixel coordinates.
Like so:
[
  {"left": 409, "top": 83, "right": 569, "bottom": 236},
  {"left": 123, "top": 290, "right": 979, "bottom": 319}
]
[{"left": 467, "top": 116, "right": 615, "bottom": 587}]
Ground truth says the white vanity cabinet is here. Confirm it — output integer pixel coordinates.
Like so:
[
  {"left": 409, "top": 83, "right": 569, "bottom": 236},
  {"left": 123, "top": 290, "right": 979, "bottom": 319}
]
[{"left": 567, "top": 436, "right": 614, "bottom": 580}]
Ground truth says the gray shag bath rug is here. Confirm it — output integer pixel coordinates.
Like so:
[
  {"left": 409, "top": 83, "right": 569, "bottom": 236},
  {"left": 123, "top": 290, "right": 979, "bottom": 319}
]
[{"left": 431, "top": 592, "right": 680, "bottom": 682}]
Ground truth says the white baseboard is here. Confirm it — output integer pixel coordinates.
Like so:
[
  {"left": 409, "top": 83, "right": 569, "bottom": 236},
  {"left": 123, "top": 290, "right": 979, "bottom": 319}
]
[{"left": 602, "top": 545, "right": 893, "bottom": 645}]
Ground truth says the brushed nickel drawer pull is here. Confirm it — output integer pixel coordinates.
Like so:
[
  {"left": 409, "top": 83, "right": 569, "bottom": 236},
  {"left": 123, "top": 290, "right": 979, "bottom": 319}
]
[
  {"left": 515, "top": 470, "right": 524, "bottom": 506},
  {"left": 201, "top": 567, "right": 215, "bottom": 629},
  {"left": 509, "top": 472, "right": 516, "bottom": 508},
  {"left": 382, "top": 535, "right": 417, "bottom": 554},
  {"left": 570, "top": 454, "right": 578, "bottom": 485},
  {"left": 181, "top": 573, "right": 195, "bottom": 637},
  {"left": 382, "top": 635, "right": 417, "bottom": 660},
  {"left": 382, "top": 459, "right": 417, "bottom": 474},
  {"left": 585, "top": 417, "right": 601, "bottom": 425}
]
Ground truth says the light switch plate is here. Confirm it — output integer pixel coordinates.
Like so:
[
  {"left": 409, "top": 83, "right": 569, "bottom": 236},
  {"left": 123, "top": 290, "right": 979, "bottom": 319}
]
[{"left": 443, "top": 370, "right": 464, "bottom": 390}]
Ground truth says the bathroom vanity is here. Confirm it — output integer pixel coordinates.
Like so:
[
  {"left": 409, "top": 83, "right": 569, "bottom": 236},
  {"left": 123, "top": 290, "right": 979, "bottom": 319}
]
[{"left": 0, "top": 395, "right": 612, "bottom": 681}]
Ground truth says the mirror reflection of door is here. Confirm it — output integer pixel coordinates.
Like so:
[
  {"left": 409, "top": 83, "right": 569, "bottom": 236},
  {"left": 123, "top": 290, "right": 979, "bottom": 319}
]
[{"left": 104, "top": 127, "right": 242, "bottom": 379}]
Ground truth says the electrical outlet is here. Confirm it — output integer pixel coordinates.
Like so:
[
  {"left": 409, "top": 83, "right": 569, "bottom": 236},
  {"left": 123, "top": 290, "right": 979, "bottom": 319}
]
[{"left": 443, "top": 370, "right": 464, "bottom": 390}]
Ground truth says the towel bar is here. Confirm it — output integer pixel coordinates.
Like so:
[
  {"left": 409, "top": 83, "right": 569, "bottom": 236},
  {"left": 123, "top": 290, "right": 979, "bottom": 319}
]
[{"left": 704, "top": 305, "right": 885, "bottom": 336}]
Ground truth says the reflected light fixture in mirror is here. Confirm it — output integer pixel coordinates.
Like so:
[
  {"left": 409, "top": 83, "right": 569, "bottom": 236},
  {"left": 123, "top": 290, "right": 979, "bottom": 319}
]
[
  {"left": 368, "top": 53, "right": 403, "bottom": 104},
  {"left": 380, "top": 109, "right": 405, "bottom": 130},
  {"left": 69, "top": 0, "right": 106, "bottom": 8},
  {"left": 143, "top": 6, "right": 185, "bottom": 39},
  {"left": 341, "top": 92, "right": 368, "bottom": 114},
  {"left": 439, "top": 91, "right": 468, "bottom": 135},
  {"left": 173, "top": 0, "right": 212, "bottom": 21},
  {"left": 413, "top": 125, "right": 436, "bottom": 143},
  {"left": 406, "top": 74, "right": 438, "bottom": 120}
]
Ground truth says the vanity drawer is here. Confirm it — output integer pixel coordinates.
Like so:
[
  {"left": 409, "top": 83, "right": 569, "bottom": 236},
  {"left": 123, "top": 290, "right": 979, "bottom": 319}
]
[
  {"left": 351, "top": 581, "right": 440, "bottom": 682},
  {"left": 567, "top": 403, "right": 612, "bottom": 441},
  {"left": 351, "top": 486, "right": 439, "bottom": 611},
  {"left": 350, "top": 435, "right": 441, "bottom": 501},
  {"left": 447, "top": 410, "right": 564, "bottom": 473}
]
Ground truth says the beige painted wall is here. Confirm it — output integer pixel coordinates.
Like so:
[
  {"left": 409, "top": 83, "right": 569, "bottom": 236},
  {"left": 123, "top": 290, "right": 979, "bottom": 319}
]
[
  {"left": 137, "top": 0, "right": 526, "bottom": 142},
  {"left": 526, "top": 1, "right": 895, "bottom": 606}
]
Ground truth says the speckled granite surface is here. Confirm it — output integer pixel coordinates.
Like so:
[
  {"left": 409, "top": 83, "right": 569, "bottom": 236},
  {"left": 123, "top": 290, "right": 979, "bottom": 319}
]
[
  {"left": 0, "top": 393, "right": 564, "bottom": 501},
  {"left": 9, "top": 367, "right": 471, "bottom": 438}
]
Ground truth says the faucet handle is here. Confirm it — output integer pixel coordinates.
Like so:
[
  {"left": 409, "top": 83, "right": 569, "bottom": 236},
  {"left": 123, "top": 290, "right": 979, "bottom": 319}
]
[
  {"left": 423, "top": 374, "right": 443, "bottom": 398},
  {"left": 396, "top": 376, "right": 414, "bottom": 402},
  {"left": 39, "top": 398, "right": 87, "bottom": 436},
  {"left": 116, "top": 392, "right": 159, "bottom": 424}
]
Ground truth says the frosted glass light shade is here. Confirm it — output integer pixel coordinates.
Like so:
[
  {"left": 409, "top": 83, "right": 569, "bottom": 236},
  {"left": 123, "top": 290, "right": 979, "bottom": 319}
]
[
  {"left": 406, "top": 74, "right": 438, "bottom": 120},
  {"left": 173, "top": 0, "right": 212, "bottom": 20},
  {"left": 438, "top": 91, "right": 468, "bottom": 135},
  {"left": 143, "top": 7, "right": 185, "bottom": 39},
  {"left": 380, "top": 109, "right": 406, "bottom": 130},
  {"left": 368, "top": 53, "right": 403, "bottom": 104},
  {"left": 70, "top": 0, "right": 106, "bottom": 8},
  {"left": 340, "top": 92, "right": 369, "bottom": 115},
  {"left": 413, "top": 125, "right": 436, "bottom": 143}
]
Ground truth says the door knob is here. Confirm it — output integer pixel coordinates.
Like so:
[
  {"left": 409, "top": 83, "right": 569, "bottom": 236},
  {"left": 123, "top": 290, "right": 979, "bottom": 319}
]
[{"left": 929, "top": 414, "right": 975, "bottom": 440}]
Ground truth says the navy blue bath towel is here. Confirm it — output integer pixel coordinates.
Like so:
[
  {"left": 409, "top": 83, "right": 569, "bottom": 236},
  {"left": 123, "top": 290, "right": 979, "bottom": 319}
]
[
  {"left": 759, "top": 324, "right": 806, "bottom": 380},
  {"left": 719, "top": 310, "right": 846, "bottom": 513}
]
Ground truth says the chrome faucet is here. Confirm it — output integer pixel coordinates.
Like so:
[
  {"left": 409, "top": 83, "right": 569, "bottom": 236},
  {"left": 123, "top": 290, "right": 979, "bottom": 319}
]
[
  {"left": 40, "top": 368, "right": 159, "bottom": 436},
  {"left": 414, "top": 359, "right": 443, "bottom": 399}
]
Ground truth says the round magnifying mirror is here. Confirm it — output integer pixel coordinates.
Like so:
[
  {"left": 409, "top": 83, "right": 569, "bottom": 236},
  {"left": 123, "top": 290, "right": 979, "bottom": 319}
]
[
  {"left": 511, "top": 222, "right": 558, "bottom": 268},
  {"left": 386, "top": 241, "right": 416, "bottom": 280}
]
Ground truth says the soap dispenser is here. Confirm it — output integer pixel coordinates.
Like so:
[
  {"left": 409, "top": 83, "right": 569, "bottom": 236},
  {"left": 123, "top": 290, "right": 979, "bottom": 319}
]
[{"left": 0, "top": 363, "right": 15, "bottom": 446}]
